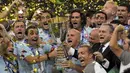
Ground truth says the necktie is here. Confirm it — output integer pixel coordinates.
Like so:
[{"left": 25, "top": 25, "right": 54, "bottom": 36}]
[{"left": 99, "top": 44, "right": 104, "bottom": 53}]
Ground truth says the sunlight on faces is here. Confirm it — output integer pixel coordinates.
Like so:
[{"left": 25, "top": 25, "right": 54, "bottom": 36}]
[
  {"left": 102, "top": 1, "right": 117, "bottom": 18},
  {"left": 71, "top": 12, "right": 82, "bottom": 29},
  {"left": 27, "top": 29, "right": 39, "bottom": 46},
  {"left": 99, "top": 25, "right": 112, "bottom": 44},
  {"left": 66, "top": 29, "right": 80, "bottom": 48},
  {"left": 13, "top": 22, "right": 25, "bottom": 40},
  {"left": 78, "top": 46, "right": 93, "bottom": 66}
]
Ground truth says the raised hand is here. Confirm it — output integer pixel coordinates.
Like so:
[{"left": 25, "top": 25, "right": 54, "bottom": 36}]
[
  {"left": 115, "top": 25, "right": 124, "bottom": 32},
  {"left": 49, "top": 49, "right": 57, "bottom": 58},
  {"left": 0, "top": 37, "right": 10, "bottom": 56},
  {"left": 61, "top": 60, "right": 75, "bottom": 68},
  {"left": 93, "top": 51, "right": 104, "bottom": 62}
]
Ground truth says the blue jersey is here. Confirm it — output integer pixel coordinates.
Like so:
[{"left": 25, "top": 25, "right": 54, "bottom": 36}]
[
  {"left": 38, "top": 28, "right": 52, "bottom": 44},
  {"left": 0, "top": 56, "right": 18, "bottom": 73},
  {"left": 13, "top": 42, "right": 32, "bottom": 73}
]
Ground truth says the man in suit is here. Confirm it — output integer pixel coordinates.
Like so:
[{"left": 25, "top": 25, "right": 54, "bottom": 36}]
[{"left": 92, "top": 23, "right": 120, "bottom": 72}]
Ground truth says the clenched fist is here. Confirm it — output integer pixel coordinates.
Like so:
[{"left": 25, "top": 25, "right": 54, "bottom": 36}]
[{"left": 115, "top": 25, "right": 124, "bottom": 32}]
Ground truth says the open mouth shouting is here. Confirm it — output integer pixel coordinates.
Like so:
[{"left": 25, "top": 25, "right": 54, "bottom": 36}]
[
  {"left": 72, "top": 22, "right": 79, "bottom": 28},
  {"left": 17, "top": 31, "right": 23, "bottom": 36},
  {"left": 18, "top": 15, "right": 24, "bottom": 20},
  {"left": 32, "top": 37, "right": 38, "bottom": 42},
  {"left": 118, "top": 16, "right": 125, "bottom": 22},
  {"left": 79, "top": 57, "right": 85, "bottom": 66},
  {"left": 100, "top": 36, "right": 104, "bottom": 40},
  {"left": 118, "top": 16, "right": 123, "bottom": 19},
  {"left": 67, "top": 39, "right": 72, "bottom": 43},
  {"left": 99, "top": 35, "right": 107, "bottom": 43},
  {"left": 19, "top": 16, "right": 24, "bottom": 19},
  {"left": 44, "top": 23, "right": 49, "bottom": 25},
  {"left": 67, "top": 39, "right": 73, "bottom": 46}
]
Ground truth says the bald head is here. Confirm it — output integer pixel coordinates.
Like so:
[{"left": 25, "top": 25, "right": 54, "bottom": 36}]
[
  {"left": 66, "top": 29, "right": 80, "bottom": 48},
  {"left": 68, "top": 29, "right": 80, "bottom": 37},
  {"left": 89, "top": 28, "right": 100, "bottom": 44}
]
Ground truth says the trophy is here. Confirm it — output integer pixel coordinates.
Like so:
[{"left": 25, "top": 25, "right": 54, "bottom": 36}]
[{"left": 54, "top": 42, "right": 70, "bottom": 73}]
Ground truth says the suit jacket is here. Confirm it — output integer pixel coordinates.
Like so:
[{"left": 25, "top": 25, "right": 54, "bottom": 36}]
[
  {"left": 72, "top": 50, "right": 78, "bottom": 59},
  {"left": 92, "top": 43, "right": 120, "bottom": 72}
]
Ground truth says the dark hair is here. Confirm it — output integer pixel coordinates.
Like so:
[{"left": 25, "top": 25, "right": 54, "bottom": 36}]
[
  {"left": 13, "top": 20, "right": 26, "bottom": 27},
  {"left": 86, "top": 10, "right": 96, "bottom": 18},
  {"left": 95, "top": 11, "right": 107, "bottom": 20},
  {"left": 25, "top": 25, "right": 38, "bottom": 36},
  {"left": 119, "top": 3, "right": 129, "bottom": 12},
  {"left": 69, "top": 8, "right": 86, "bottom": 29},
  {"left": 79, "top": 44, "right": 93, "bottom": 54}
]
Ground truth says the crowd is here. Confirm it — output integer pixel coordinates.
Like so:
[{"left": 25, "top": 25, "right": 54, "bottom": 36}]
[{"left": 0, "top": 0, "right": 130, "bottom": 73}]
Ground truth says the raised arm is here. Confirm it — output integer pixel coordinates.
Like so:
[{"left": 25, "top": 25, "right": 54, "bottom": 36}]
[
  {"left": 110, "top": 25, "right": 124, "bottom": 57},
  {"left": 0, "top": 0, "right": 20, "bottom": 19}
]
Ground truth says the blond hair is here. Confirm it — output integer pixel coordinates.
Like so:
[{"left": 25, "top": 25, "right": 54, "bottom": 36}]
[{"left": 106, "top": 1, "right": 118, "bottom": 14}]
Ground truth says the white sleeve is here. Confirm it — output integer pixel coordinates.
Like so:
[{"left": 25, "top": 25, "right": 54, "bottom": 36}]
[{"left": 95, "top": 62, "right": 107, "bottom": 73}]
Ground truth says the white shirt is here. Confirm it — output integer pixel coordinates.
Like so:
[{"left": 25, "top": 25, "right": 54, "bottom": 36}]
[
  {"left": 120, "top": 62, "right": 130, "bottom": 73},
  {"left": 101, "top": 42, "right": 110, "bottom": 69},
  {"left": 102, "top": 42, "right": 110, "bottom": 53}
]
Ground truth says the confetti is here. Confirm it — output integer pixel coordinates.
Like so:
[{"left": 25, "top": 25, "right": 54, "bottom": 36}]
[{"left": 0, "top": 0, "right": 129, "bottom": 18}]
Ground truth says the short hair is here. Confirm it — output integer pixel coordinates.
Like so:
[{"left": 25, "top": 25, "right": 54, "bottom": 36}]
[
  {"left": 106, "top": 1, "right": 118, "bottom": 14},
  {"left": 13, "top": 20, "right": 26, "bottom": 27},
  {"left": 25, "top": 25, "right": 38, "bottom": 36},
  {"left": 41, "top": 10, "right": 53, "bottom": 18},
  {"left": 95, "top": 11, "right": 107, "bottom": 20},
  {"left": 79, "top": 44, "right": 93, "bottom": 54},
  {"left": 67, "top": 29, "right": 80, "bottom": 38},
  {"left": 69, "top": 8, "right": 86, "bottom": 29},
  {"left": 106, "top": 1, "right": 117, "bottom": 8},
  {"left": 119, "top": 3, "right": 129, "bottom": 12},
  {"left": 91, "top": 28, "right": 99, "bottom": 35},
  {"left": 68, "top": 29, "right": 80, "bottom": 33},
  {"left": 101, "top": 23, "right": 114, "bottom": 33},
  {"left": 86, "top": 10, "right": 96, "bottom": 18}
]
